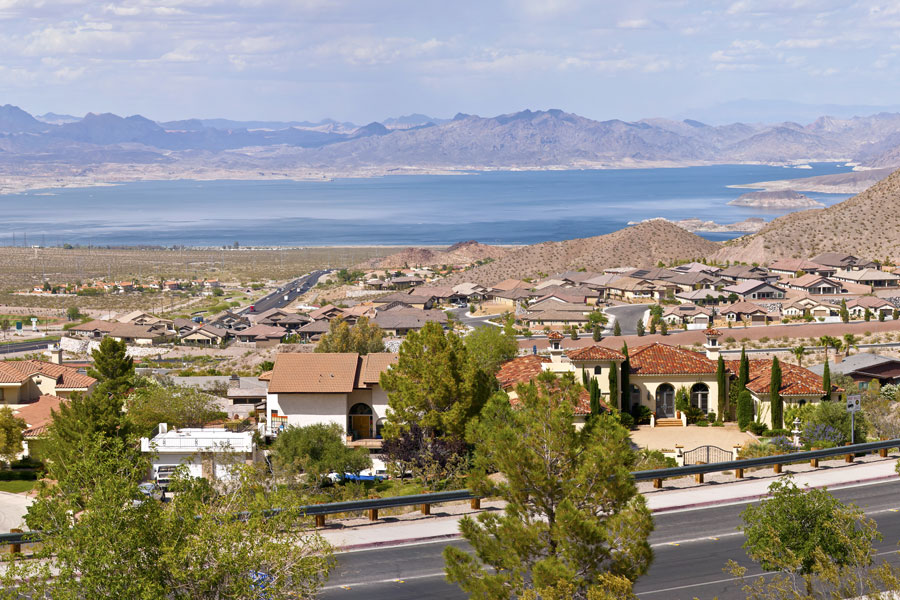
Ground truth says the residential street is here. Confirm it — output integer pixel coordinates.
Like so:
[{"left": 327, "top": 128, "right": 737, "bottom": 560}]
[{"left": 604, "top": 304, "right": 649, "bottom": 336}]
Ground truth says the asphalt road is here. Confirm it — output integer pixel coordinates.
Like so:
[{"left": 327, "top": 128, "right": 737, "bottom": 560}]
[
  {"left": 320, "top": 479, "right": 900, "bottom": 600},
  {"left": 605, "top": 304, "right": 650, "bottom": 336},
  {"left": 0, "top": 339, "right": 57, "bottom": 355},
  {"left": 245, "top": 269, "right": 329, "bottom": 314}
]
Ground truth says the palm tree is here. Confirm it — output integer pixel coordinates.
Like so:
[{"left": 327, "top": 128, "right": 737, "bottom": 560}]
[
  {"left": 842, "top": 333, "right": 859, "bottom": 357},
  {"left": 819, "top": 335, "right": 840, "bottom": 363},
  {"left": 791, "top": 345, "right": 806, "bottom": 367}
]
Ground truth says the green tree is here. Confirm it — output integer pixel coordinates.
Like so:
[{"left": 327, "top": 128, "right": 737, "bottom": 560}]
[
  {"left": 87, "top": 336, "right": 134, "bottom": 398},
  {"left": 613, "top": 320, "right": 621, "bottom": 337},
  {"left": 842, "top": 333, "right": 859, "bottom": 357},
  {"left": 716, "top": 356, "right": 727, "bottom": 422},
  {"left": 648, "top": 320, "right": 656, "bottom": 335},
  {"left": 635, "top": 319, "right": 644, "bottom": 337},
  {"left": 589, "top": 378, "right": 601, "bottom": 416},
  {"left": 770, "top": 356, "right": 783, "bottom": 429},
  {"left": 674, "top": 386, "right": 690, "bottom": 414},
  {"left": 840, "top": 298, "right": 849, "bottom": 323},
  {"left": 791, "top": 345, "right": 806, "bottom": 367},
  {"left": 608, "top": 362, "right": 618, "bottom": 412},
  {"left": 738, "top": 347, "right": 749, "bottom": 391},
  {"left": 5, "top": 434, "right": 333, "bottom": 599},
  {"left": 737, "top": 389, "right": 753, "bottom": 430},
  {"left": 315, "top": 316, "right": 385, "bottom": 355},
  {"left": 445, "top": 372, "right": 653, "bottom": 599},
  {"left": 0, "top": 406, "right": 26, "bottom": 464},
  {"left": 659, "top": 320, "right": 667, "bottom": 336},
  {"left": 864, "top": 307, "right": 872, "bottom": 321},
  {"left": 66, "top": 306, "right": 82, "bottom": 321},
  {"left": 740, "top": 477, "right": 879, "bottom": 593},
  {"left": 124, "top": 384, "right": 227, "bottom": 436},
  {"left": 465, "top": 326, "right": 518, "bottom": 374},
  {"left": 270, "top": 423, "right": 372, "bottom": 485},
  {"left": 822, "top": 360, "right": 832, "bottom": 401},
  {"left": 380, "top": 321, "right": 493, "bottom": 440},
  {"left": 592, "top": 326, "right": 602, "bottom": 342},
  {"left": 620, "top": 344, "right": 630, "bottom": 413}
]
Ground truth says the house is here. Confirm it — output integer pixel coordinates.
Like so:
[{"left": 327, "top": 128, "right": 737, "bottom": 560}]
[
  {"left": 521, "top": 309, "right": 592, "bottom": 328},
  {"left": 606, "top": 277, "right": 678, "bottom": 301},
  {"left": 209, "top": 310, "right": 251, "bottom": 331},
  {"left": 0, "top": 353, "right": 97, "bottom": 406},
  {"left": 371, "top": 308, "right": 447, "bottom": 336},
  {"left": 372, "top": 292, "right": 435, "bottom": 310},
  {"left": 307, "top": 304, "right": 345, "bottom": 321},
  {"left": 264, "top": 352, "right": 398, "bottom": 446},
  {"left": 173, "top": 318, "right": 199, "bottom": 336},
  {"left": 768, "top": 259, "right": 836, "bottom": 277},
  {"left": 554, "top": 271, "right": 602, "bottom": 286},
  {"left": 670, "top": 262, "right": 721, "bottom": 275},
  {"left": 117, "top": 310, "right": 170, "bottom": 326},
  {"left": 490, "top": 279, "right": 530, "bottom": 292},
  {"left": 665, "top": 271, "right": 725, "bottom": 293},
  {"left": 782, "top": 298, "right": 836, "bottom": 319},
  {"left": 662, "top": 303, "right": 711, "bottom": 325},
  {"left": 486, "top": 288, "right": 533, "bottom": 306},
  {"left": 296, "top": 319, "right": 332, "bottom": 342},
  {"left": 452, "top": 282, "right": 487, "bottom": 301},
  {"left": 846, "top": 297, "right": 896, "bottom": 319},
  {"left": 782, "top": 274, "right": 846, "bottom": 295},
  {"left": 254, "top": 308, "right": 311, "bottom": 332},
  {"left": 140, "top": 423, "right": 259, "bottom": 483},
  {"left": 675, "top": 288, "right": 729, "bottom": 305},
  {"left": 833, "top": 268, "right": 900, "bottom": 288},
  {"left": 720, "top": 301, "right": 773, "bottom": 323},
  {"left": 170, "top": 374, "right": 267, "bottom": 419},
  {"left": 67, "top": 319, "right": 118, "bottom": 339},
  {"left": 809, "top": 353, "right": 900, "bottom": 390},
  {"left": 163, "top": 281, "right": 181, "bottom": 291},
  {"left": 810, "top": 253, "right": 878, "bottom": 271},
  {"left": 234, "top": 324, "right": 286, "bottom": 347},
  {"left": 388, "top": 276, "right": 424, "bottom": 289},
  {"left": 721, "top": 280, "right": 785, "bottom": 301},
  {"left": 180, "top": 324, "right": 228, "bottom": 345},
  {"left": 107, "top": 322, "right": 171, "bottom": 345},
  {"left": 12, "top": 393, "right": 64, "bottom": 456}
]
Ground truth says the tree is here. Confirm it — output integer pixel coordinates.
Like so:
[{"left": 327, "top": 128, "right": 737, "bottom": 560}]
[
  {"left": 822, "top": 360, "right": 832, "bottom": 402},
  {"left": 270, "top": 423, "right": 371, "bottom": 485},
  {"left": 738, "top": 347, "right": 749, "bottom": 391},
  {"left": 635, "top": 319, "right": 644, "bottom": 337},
  {"left": 382, "top": 423, "right": 469, "bottom": 489},
  {"left": 737, "top": 389, "right": 753, "bottom": 430},
  {"left": 592, "top": 326, "right": 602, "bottom": 342},
  {"left": 740, "top": 477, "right": 879, "bottom": 594},
  {"left": 608, "top": 363, "right": 618, "bottom": 412},
  {"left": 791, "top": 345, "right": 806, "bottom": 367},
  {"left": 613, "top": 320, "right": 621, "bottom": 337},
  {"left": 124, "top": 384, "right": 227, "bottom": 436},
  {"left": 716, "top": 356, "right": 727, "bottom": 422},
  {"left": 843, "top": 333, "right": 859, "bottom": 357},
  {"left": 819, "top": 335, "right": 839, "bottom": 363},
  {"left": 445, "top": 372, "right": 653, "bottom": 599},
  {"left": 380, "top": 321, "right": 493, "bottom": 440},
  {"left": 894, "top": 307, "right": 899, "bottom": 321},
  {"left": 620, "top": 344, "right": 630, "bottom": 413},
  {"left": 0, "top": 406, "right": 26, "bottom": 464},
  {"left": 5, "top": 434, "right": 333, "bottom": 599},
  {"left": 570, "top": 327, "right": 579, "bottom": 340},
  {"left": 589, "top": 378, "right": 601, "bottom": 416},
  {"left": 66, "top": 306, "right": 81, "bottom": 321},
  {"left": 770, "top": 356, "right": 783, "bottom": 429},
  {"left": 315, "top": 316, "right": 385, "bottom": 355},
  {"left": 864, "top": 307, "right": 872, "bottom": 322},
  {"left": 87, "top": 336, "right": 134, "bottom": 398},
  {"left": 659, "top": 320, "right": 668, "bottom": 336},
  {"left": 648, "top": 319, "right": 656, "bottom": 335},
  {"left": 0, "top": 318, "right": 9, "bottom": 339},
  {"left": 674, "top": 386, "right": 690, "bottom": 414},
  {"left": 464, "top": 326, "right": 518, "bottom": 374},
  {"left": 840, "top": 298, "right": 849, "bottom": 323}
]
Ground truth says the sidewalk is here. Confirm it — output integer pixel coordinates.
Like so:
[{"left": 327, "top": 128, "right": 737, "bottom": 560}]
[{"left": 319, "top": 457, "right": 899, "bottom": 551}]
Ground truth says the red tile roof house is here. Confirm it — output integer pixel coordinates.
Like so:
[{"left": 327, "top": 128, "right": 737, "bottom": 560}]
[
  {"left": 768, "top": 259, "right": 836, "bottom": 277},
  {"left": 263, "top": 352, "right": 398, "bottom": 453},
  {"left": 0, "top": 358, "right": 96, "bottom": 405},
  {"left": 847, "top": 296, "right": 896, "bottom": 319}
]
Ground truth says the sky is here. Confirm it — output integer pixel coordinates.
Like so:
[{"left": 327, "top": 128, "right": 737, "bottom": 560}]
[{"left": 1, "top": 0, "right": 900, "bottom": 124}]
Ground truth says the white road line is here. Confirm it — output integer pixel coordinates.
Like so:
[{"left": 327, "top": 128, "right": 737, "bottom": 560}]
[{"left": 322, "top": 571, "right": 445, "bottom": 590}]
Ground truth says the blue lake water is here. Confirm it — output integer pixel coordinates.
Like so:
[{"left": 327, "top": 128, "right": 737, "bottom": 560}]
[{"left": 5, "top": 163, "right": 854, "bottom": 247}]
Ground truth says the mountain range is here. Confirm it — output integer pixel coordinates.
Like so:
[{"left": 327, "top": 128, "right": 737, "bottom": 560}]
[{"left": 4, "top": 104, "right": 900, "bottom": 192}]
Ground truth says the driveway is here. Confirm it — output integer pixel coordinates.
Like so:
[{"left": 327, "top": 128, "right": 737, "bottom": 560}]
[
  {"left": 604, "top": 304, "right": 649, "bottom": 336},
  {"left": 630, "top": 424, "right": 756, "bottom": 452},
  {"left": 0, "top": 491, "right": 33, "bottom": 531}
]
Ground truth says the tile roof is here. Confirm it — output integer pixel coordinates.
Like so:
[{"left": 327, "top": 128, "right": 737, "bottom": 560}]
[
  {"left": 547, "top": 331, "right": 565, "bottom": 340},
  {"left": 834, "top": 268, "right": 899, "bottom": 282},
  {"left": 523, "top": 310, "right": 591, "bottom": 323},
  {"left": 359, "top": 353, "right": 398, "bottom": 385},
  {"left": 237, "top": 324, "right": 286, "bottom": 339},
  {"left": 13, "top": 394, "right": 64, "bottom": 437},
  {"left": 847, "top": 296, "right": 894, "bottom": 309},
  {"left": 769, "top": 259, "right": 833, "bottom": 272},
  {"left": 722, "top": 280, "right": 779, "bottom": 294},
  {"left": 496, "top": 355, "right": 550, "bottom": 389},
  {"left": 785, "top": 274, "right": 841, "bottom": 289},
  {"left": 567, "top": 346, "right": 626, "bottom": 361},
  {"left": 663, "top": 303, "right": 711, "bottom": 317},
  {"left": 0, "top": 360, "right": 96, "bottom": 389},
  {"left": 721, "top": 301, "right": 768, "bottom": 315},
  {"left": 491, "top": 278, "right": 530, "bottom": 291},
  {"left": 628, "top": 343, "right": 717, "bottom": 376},
  {"left": 725, "top": 359, "right": 837, "bottom": 397},
  {"left": 267, "top": 353, "right": 360, "bottom": 394}
]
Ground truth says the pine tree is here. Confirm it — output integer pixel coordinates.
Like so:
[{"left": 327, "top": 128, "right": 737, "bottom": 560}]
[
  {"left": 608, "top": 361, "right": 619, "bottom": 412},
  {"left": 737, "top": 389, "right": 753, "bottom": 430},
  {"left": 635, "top": 319, "right": 645, "bottom": 337},
  {"left": 770, "top": 357, "right": 783, "bottom": 429},
  {"left": 620, "top": 344, "right": 631, "bottom": 413},
  {"left": 87, "top": 337, "right": 134, "bottom": 398},
  {"left": 716, "top": 355, "right": 727, "bottom": 422},
  {"left": 613, "top": 320, "right": 621, "bottom": 337},
  {"left": 822, "top": 360, "right": 832, "bottom": 401}
]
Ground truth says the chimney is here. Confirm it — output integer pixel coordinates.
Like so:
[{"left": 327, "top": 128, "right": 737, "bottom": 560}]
[
  {"left": 703, "top": 327, "right": 722, "bottom": 361},
  {"left": 44, "top": 343, "right": 63, "bottom": 365},
  {"left": 547, "top": 331, "right": 565, "bottom": 363},
  {"left": 229, "top": 374, "right": 240, "bottom": 389}
]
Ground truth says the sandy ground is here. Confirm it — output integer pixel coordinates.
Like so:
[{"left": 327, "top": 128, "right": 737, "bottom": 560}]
[{"left": 630, "top": 423, "right": 756, "bottom": 452}]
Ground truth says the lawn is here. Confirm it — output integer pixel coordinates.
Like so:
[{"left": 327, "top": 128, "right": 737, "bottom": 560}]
[{"left": 0, "top": 480, "right": 36, "bottom": 493}]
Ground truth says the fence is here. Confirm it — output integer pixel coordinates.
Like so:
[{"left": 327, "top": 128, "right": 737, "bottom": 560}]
[{"left": 3, "top": 439, "right": 898, "bottom": 550}]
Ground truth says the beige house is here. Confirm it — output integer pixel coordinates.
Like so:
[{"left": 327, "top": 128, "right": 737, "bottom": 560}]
[{"left": 0, "top": 353, "right": 97, "bottom": 406}]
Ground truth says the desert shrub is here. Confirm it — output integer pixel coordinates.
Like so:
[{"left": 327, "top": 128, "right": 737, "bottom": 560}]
[
  {"left": 633, "top": 448, "right": 677, "bottom": 471},
  {"left": 739, "top": 442, "right": 786, "bottom": 459},
  {"left": 800, "top": 423, "right": 844, "bottom": 449}
]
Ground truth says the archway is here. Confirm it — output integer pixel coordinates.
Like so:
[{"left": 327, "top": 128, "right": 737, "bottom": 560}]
[
  {"left": 348, "top": 403, "right": 373, "bottom": 440},
  {"left": 691, "top": 383, "right": 709, "bottom": 414},
  {"left": 655, "top": 384, "right": 675, "bottom": 418}
]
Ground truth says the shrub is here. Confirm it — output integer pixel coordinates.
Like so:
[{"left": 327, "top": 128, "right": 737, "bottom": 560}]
[
  {"left": 747, "top": 422, "right": 767, "bottom": 436},
  {"left": 695, "top": 419, "right": 709, "bottom": 427},
  {"left": 711, "top": 421, "right": 725, "bottom": 427},
  {"left": 765, "top": 436, "right": 795, "bottom": 453},
  {"left": 739, "top": 442, "right": 784, "bottom": 459},
  {"left": 631, "top": 404, "right": 652, "bottom": 425},
  {"left": 707, "top": 412, "right": 716, "bottom": 422},
  {"left": 737, "top": 390, "right": 754, "bottom": 430},
  {"left": 684, "top": 406, "right": 704, "bottom": 424},
  {"left": 618, "top": 411, "right": 635, "bottom": 430},
  {"left": 764, "top": 428, "right": 790, "bottom": 437},
  {"left": 801, "top": 423, "right": 844, "bottom": 449},
  {"left": 634, "top": 448, "right": 677, "bottom": 471},
  {"left": 0, "top": 470, "right": 37, "bottom": 481}
]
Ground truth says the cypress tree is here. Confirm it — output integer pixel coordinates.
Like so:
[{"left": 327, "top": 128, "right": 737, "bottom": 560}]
[
  {"left": 636, "top": 319, "right": 644, "bottom": 337},
  {"left": 589, "top": 378, "right": 600, "bottom": 417},
  {"left": 716, "top": 355, "right": 727, "bottom": 421},
  {"left": 770, "top": 357, "right": 783, "bottom": 429},
  {"left": 840, "top": 299, "right": 849, "bottom": 323},
  {"left": 737, "top": 389, "right": 753, "bottom": 430},
  {"left": 613, "top": 320, "right": 621, "bottom": 337},
  {"left": 822, "top": 360, "right": 831, "bottom": 401},
  {"left": 738, "top": 347, "right": 749, "bottom": 391},
  {"left": 620, "top": 343, "right": 631, "bottom": 414},
  {"left": 582, "top": 369, "right": 590, "bottom": 389},
  {"left": 608, "top": 361, "right": 619, "bottom": 412}
]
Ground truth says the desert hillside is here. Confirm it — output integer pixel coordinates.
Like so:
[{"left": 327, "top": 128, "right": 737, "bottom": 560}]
[
  {"left": 441, "top": 220, "right": 721, "bottom": 286},
  {"left": 355, "top": 240, "right": 508, "bottom": 269},
  {"left": 713, "top": 167, "right": 900, "bottom": 264}
]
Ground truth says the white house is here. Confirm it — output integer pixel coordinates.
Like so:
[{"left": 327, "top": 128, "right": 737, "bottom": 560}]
[{"left": 140, "top": 423, "right": 259, "bottom": 483}]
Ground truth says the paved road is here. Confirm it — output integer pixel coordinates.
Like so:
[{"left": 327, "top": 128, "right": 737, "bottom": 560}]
[
  {"left": 605, "top": 304, "right": 649, "bottom": 336},
  {"left": 244, "top": 270, "right": 329, "bottom": 314},
  {"left": 0, "top": 491, "right": 33, "bottom": 532},
  {"left": 448, "top": 307, "right": 501, "bottom": 331},
  {"left": 0, "top": 339, "right": 58, "bottom": 355},
  {"left": 320, "top": 479, "right": 900, "bottom": 600}
]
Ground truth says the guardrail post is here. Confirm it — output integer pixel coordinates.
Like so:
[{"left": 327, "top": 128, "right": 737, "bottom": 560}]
[
  {"left": 470, "top": 498, "right": 481, "bottom": 510},
  {"left": 845, "top": 443, "right": 854, "bottom": 463},
  {"left": 653, "top": 478, "right": 663, "bottom": 489},
  {"left": 315, "top": 515, "right": 325, "bottom": 528},
  {"left": 695, "top": 462, "right": 706, "bottom": 483},
  {"left": 735, "top": 467, "right": 744, "bottom": 479},
  {"left": 810, "top": 457, "right": 819, "bottom": 468},
  {"left": 368, "top": 509, "right": 378, "bottom": 521},
  {"left": 420, "top": 503, "right": 431, "bottom": 515},
  {"left": 773, "top": 463, "right": 782, "bottom": 474},
  {"left": 879, "top": 448, "right": 888, "bottom": 458},
  {"left": 9, "top": 529, "right": 21, "bottom": 555}
]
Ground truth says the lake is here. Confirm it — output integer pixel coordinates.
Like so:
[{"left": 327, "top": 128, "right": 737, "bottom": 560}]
[{"left": 4, "top": 163, "right": 853, "bottom": 247}]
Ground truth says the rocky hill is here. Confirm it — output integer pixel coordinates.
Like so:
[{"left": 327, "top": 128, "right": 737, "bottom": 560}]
[
  {"left": 441, "top": 220, "right": 721, "bottom": 286},
  {"left": 712, "top": 167, "right": 900, "bottom": 264},
  {"left": 728, "top": 190, "right": 822, "bottom": 208},
  {"left": 356, "top": 240, "right": 508, "bottom": 269}
]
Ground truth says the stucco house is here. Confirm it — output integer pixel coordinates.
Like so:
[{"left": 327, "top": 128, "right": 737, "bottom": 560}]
[
  {"left": 140, "top": 423, "right": 260, "bottom": 483},
  {"left": 846, "top": 296, "right": 896, "bottom": 319},
  {"left": 0, "top": 351, "right": 97, "bottom": 406}
]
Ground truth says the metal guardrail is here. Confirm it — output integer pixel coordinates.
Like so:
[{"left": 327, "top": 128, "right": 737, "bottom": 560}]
[{"left": 4, "top": 439, "right": 898, "bottom": 548}]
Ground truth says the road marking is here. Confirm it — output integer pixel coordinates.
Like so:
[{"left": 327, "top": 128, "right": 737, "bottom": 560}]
[
  {"left": 322, "top": 572, "right": 444, "bottom": 591},
  {"left": 650, "top": 531, "right": 742, "bottom": 547}
]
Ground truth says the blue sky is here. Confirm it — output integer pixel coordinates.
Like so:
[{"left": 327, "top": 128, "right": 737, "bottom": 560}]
[{"left": 1, "top": 0, "right": 899, "bottom": 124}]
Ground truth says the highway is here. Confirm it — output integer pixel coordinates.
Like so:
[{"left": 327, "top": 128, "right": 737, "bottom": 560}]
[
  {"left": 320, "top": 479, "right": 900, "bottom": 600},
  {"left": 0, "top": 339, "right": 59, "bottom": 355},
  {"left": 244, "top": 269, "right": 329, "bottom": 314}
]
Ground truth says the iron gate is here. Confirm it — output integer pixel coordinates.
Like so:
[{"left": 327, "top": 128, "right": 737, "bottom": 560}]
[{"left": 683, "top": 445, "right": 733, "bottom": 465}]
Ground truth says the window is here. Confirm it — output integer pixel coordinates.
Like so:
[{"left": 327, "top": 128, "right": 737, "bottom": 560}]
[
  {"left": 593, "top": 365, "right": 602, "bottom": 375},
  {"left": 690, "top": 383, "right": 709, "bottom": 413},
  {"left": 859, "top": 381, "right": 869, "bottom": 391}
]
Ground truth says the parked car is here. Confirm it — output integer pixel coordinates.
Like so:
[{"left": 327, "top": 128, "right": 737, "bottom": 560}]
[{"left": 132, "top": 482, "right": 163, "bottom": 506}]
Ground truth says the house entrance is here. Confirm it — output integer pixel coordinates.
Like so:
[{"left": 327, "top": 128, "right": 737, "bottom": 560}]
[
  {"left": 348, "top": 403, "right": 373, "bottom": 440},
  {"left": 655, "top": 384, "right": 675, "bottom": 418}
]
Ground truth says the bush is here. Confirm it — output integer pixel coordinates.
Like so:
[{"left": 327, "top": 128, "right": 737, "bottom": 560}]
[
  {"left": 801, "top": 423, "right": 844, "bottom": 449},
  {"left": 618, "top": 412, "right": 635, "bottom": 430},
  {"left": 10, "top": 456, "right": 43, "bottom": 471},
  {"left": 711, "top": 421, "right": 725, "bottom": 427},
  {"left": 747, "top": 422, "right": 767, "bottom": 436},
  {"left": 764, "top": 428, "right": 790, "bottom": 437},
  {"left": 634, "top": 448, "right": 677, "bottom": 471},
  {"left": 0, "top": 470, "right": 38, "bottom": 481},
  {"left": 706, "top": 412, "right": 716, "bottom": 422},
  {"left": 684, "top": 406, "right": 705, "bottom": 424},
  {"left": 739, "top": 442, "right": 785, "bottom": 459},
  {"left": 695, "top": 419, "right": 709, "bottom": 427},
  {"left": 631, "top": 404, "right": 652, "bottom": 425}
]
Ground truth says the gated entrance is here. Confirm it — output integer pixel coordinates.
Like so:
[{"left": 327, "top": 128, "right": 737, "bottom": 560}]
[{"left": 682, "top": 445, "right": 733, "bottom": 465}]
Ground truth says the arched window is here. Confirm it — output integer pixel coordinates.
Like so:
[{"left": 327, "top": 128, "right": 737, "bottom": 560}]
[
  {"left": 348, "top": 403, "right": 373, "bottom": 440},
  {"left": 655, "top": 384, "right": 675, "bottom": 418},
  {"left": 691, "top": 383, "right": 709, "bottom": 414},
  {"left": 593, "top": 365, "right": 602, "bottom": 375}
]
